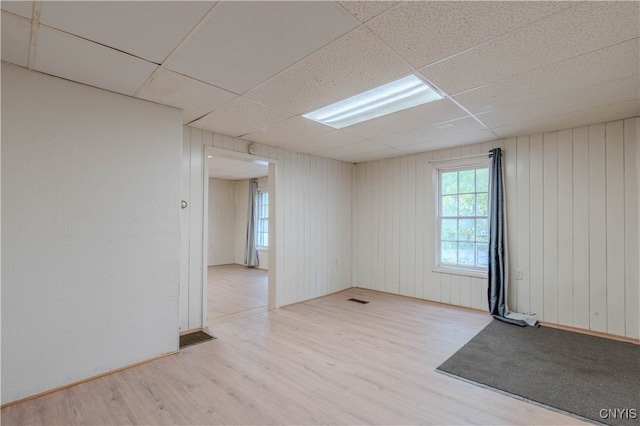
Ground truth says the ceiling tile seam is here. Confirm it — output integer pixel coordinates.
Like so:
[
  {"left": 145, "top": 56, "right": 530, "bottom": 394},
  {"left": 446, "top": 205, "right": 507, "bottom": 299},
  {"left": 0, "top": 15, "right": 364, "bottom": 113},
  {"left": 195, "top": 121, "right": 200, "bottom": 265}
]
[
  {"left": 27, "top": 0, "right": 42, "bottom": 69},
  {"left": 487, "top": 99, "right": 640, "bottom": 133},
  {"left": 36, "top": 23, "right": 161, "bottom": 64},
  {"left": 448, "top": 36, "right": 640, "bottom": 98},
  {"left": 329, "top": 1, "right": 363, "bottom": 27},
  {"left": 403, "top": 1, "right": 586, "bottom": 71},
  {"left": 2, "top": 9, "right": 31, "bottom": 22},
  {"left": 132, "top": 1, "right": 222, "bottom": 98},
  {"left": 475, "top": 73, "right": 640, "bottom": 117}
]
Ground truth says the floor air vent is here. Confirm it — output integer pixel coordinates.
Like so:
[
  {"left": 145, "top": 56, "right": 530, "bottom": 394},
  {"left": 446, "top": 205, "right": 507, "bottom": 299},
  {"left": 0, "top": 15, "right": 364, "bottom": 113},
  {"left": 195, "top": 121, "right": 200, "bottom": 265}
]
[
  {"left": 179, "top": 330, "right": 216, "bottom": 349},
  {"left": 347, "top": 298, "right": 369, "bottom": 304}
]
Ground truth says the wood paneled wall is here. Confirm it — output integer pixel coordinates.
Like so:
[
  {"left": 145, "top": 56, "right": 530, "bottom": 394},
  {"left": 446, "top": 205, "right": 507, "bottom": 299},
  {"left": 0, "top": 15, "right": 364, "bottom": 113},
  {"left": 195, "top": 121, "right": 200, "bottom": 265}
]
[
  {"left": 208, "top": 178, "right": 237, "bottom": 266},
  {"left": 354, "top": 117, "right": 639, "bottom": 339},
  {"left": 181, "top": 126, "right": 354, "bottom": 330}
]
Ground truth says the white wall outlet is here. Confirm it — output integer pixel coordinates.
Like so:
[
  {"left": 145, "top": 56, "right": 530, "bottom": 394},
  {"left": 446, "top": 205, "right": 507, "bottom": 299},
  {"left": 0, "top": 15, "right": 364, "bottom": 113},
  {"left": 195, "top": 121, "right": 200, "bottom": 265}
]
[{"left": 514, "top": 268, "right": 524, "bottom": 280}]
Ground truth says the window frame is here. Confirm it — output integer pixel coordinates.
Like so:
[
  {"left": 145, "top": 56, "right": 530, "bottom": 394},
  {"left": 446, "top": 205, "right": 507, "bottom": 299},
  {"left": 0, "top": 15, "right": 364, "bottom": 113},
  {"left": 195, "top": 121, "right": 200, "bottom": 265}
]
[
  {"left": 256, "top": 190, "right": 269, "bottom": 250},
  {"left": 434, "top": 159, "right": 491, "bottom": 278}
]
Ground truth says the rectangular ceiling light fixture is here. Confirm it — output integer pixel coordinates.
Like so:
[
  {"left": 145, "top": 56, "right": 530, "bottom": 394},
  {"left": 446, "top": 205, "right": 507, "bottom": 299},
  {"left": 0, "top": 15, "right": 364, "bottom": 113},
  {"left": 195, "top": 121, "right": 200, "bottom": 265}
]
[{"left": 303, "top": 74, "right": 443, "bottom": 129}]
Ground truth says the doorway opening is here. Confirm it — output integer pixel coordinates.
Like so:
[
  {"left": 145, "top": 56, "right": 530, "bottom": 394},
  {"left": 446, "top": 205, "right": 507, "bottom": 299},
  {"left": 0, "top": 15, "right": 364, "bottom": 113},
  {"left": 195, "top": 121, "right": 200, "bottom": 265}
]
[{"left": 203, "top": 147, "right": 276, "bottom": 327}]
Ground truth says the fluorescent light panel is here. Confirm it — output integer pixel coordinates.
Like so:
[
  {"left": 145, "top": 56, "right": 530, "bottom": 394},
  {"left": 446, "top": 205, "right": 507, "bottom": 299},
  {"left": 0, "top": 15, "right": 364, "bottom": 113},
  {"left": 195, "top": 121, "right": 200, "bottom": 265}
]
[{"left": 303, "top": 74, "right": 442, "bottom": 129}]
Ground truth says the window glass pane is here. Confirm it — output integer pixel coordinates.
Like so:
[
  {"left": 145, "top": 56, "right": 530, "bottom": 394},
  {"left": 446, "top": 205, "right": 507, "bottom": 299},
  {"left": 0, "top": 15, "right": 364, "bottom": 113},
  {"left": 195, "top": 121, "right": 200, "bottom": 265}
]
[
  {"left": 441, "top": 172, "right": 458, "bottom": 195},
  {"left": 459, "top": 194, "right": 475, "bottom": 216},
  {"left": 459, "top": 219, "right": 475, "bottom": 241},
  {"left": 459, "top": 169, "right": 475, "bottom": 193},
  {"left": 442, "top": 195, "right": 458, "bottom": 216},
  {"left": 441, "top": 241, "right": 457, "bottom": 264},
  {"left": 459, "top": 243, "right": 475, "bottom": 266},
  {"left": 441, "top": 219, "right": 457, "bottom": 240},
  {"left": 476, "top": 168, "right": 489, "bottom": 192},
  {"left": 476, "top": 193, "right": 488, "bottom": 216},
  {"left": 476, "top": 243, "right": 488, "bottom": 267},
  {"left": 476, "top": 218, "right": 488, "bottom": 242}
]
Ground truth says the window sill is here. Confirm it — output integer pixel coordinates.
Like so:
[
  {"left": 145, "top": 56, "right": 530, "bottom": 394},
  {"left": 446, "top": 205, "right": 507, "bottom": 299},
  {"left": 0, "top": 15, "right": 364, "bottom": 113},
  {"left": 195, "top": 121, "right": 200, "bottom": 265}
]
[{"left": 433, "top": 267, "right": 487, "bottom": 279}]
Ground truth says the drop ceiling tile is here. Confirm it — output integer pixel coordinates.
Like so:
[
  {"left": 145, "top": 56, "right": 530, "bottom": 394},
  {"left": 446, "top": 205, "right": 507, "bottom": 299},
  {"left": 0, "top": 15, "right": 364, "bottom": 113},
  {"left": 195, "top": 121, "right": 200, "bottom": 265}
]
[
  {"left": 337, "top": 148, "right": 404, "bottom": 163},
  {"left": 367, "top": 1, "right": 574, "bottom": 69},
  {"left": 280, "top": 130, "right": 366, "bottom": 154},
  {"left": 2, "top": 12, "right": 31, "bottom": 67},
  {"left": 453, "top": 39, "right": 640, "bottom": 114},
  {"left": 243, "top": 116, "right": 332, "bottom": 147},
  {"left": 1, "top": 1, "right": 32, "bottom": 18},
  {"left": 190, "top": 97, "right": 292, "bottom": 138},
  {"left": 166, "top": 1, "right": 357, "bottom": 94},
  {"left": 395, "top": 129, "right": 496, "bottom": 154},
  {"left": 314, "top": 139, "right": 389, "bottom": 161},
  {"left": 136, "top": 69, "right": 237, "bottom": 123},
  {"left": 245, "top": 26, "right": 412, "bottom": 115},
  {"left": 342, "top": 98, "right": 468, "bottom": 139},
  {"left": 375, "top": 117, "right": 488, "bottom": 148},
  {"left": 337, "top": 1, "right": 399, "bottom": 23},
  {"left": 476, "top": 75, "right": 639, "bottom": 129},
  {"left": 491, "top": 100, "right": 640, "bottom": 139},
  {"left": 34, "top": 26, "right": 157, "bottom": 96},
  {"left": 420, "top": 1, "right": 640, "bottom": 95},
  {"left": 39, "top": 1, "right": 213, "bottom": 63}
]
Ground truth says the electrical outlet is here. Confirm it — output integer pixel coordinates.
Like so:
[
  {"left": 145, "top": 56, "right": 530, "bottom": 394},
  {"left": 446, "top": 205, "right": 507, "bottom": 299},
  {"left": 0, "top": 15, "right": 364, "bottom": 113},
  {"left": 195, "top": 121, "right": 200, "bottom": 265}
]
[{"left": 514, "top": 269, "right": 524, "bottom": 280}]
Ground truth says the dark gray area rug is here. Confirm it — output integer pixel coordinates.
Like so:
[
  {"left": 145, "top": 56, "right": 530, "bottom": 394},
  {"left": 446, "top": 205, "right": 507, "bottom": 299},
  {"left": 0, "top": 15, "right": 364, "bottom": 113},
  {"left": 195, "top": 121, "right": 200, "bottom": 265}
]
[{"left": 437, "top": 320, "right": 639, "bottom": 425}]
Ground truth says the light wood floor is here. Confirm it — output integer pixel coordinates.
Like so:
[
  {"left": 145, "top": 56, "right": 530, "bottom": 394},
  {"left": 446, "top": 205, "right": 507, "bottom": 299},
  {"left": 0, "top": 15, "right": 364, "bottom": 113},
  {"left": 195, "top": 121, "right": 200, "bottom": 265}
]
[
  {"left": 206, "top": 264, "right": 268, "bottom": 326},
  {"left": 1, "top": 288, "right": 585, "bottom": 425}
]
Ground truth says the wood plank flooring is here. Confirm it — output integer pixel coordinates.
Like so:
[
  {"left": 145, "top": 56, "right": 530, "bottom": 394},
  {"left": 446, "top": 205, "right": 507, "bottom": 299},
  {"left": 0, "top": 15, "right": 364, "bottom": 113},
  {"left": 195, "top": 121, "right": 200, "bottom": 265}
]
[
  {"left": 206, "top": 264, "right": 268, "bottom": 326},
  {"left": 1, "top": 288, "right": 585, "bottom": 425}
]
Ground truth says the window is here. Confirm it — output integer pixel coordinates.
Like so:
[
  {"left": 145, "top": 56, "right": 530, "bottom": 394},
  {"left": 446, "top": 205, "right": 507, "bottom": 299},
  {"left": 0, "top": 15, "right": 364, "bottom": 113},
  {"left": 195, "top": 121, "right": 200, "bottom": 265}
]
[
  {"left": 256, "top": 191, "right": 269, "bottom": 248},
  {"left": 437, "top": 165, "right": 489, "bottom": 272}
]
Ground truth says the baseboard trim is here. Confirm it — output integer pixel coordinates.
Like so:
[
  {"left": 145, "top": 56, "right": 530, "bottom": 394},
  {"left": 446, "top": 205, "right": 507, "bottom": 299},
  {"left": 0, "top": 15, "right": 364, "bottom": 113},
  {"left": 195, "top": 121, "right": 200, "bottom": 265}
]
[
  {"left": 1, "top": 351, "right": 178, "bottom": 409},
  {"left": 540, "top": 321, "right": 639, "bottom": 345}
]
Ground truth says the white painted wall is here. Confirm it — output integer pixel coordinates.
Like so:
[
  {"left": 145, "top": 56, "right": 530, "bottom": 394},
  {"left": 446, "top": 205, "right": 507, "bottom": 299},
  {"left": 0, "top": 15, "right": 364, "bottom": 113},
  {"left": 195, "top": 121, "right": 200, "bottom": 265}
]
[
  {"left": 1, "top": 64, "right": 182, "bottom": 404},
  {"left": 234, "top": 179, "right": 250, "bottom": 265},
  {"left": 354, "top": 117, "right": 639, "bottom": 339},
  {"left": 180, "top": 126, "right": 354, "bottom": 329},
  {"left": 208, "top": 178, "right": 237, "bottom": 266}
]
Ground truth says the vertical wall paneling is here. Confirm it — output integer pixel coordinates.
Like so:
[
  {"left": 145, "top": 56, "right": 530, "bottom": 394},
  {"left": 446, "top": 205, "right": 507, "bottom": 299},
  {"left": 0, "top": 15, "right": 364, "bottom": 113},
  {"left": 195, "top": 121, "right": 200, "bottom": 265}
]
[
  {"left": 208, "top": 179, "right": 238, "bottom": 266},
  {"left": 605, "top": 120, "right": 626, "bottom": 336},
  {"left": 377, "top": 160, "right": 386, "bottom": 292},
  {"left": 543, "top": 132, "right": 559, "bottom": 324},
  {"left": 391, "top": 157, "right": 401, "bottom": 294},
  {"left": 407, "top": 155, "right": 417, "bottom": 297},
  {"left": 428, "top": 150, "right": 441, "bottom": 302},
  {"left": 515, "top": 136, "right": 530, "bottom": 315},
  {"left": 556, "top": 129, "right": 574, "bottom": 326},
  {"left": 503, "top": 139, "right": 518, "bottom": 311},
  {"left": 624, "top": 118, "right": 639, "bottom": 338},
  {"left": 414, "top": 153, "right": 426, "bottom": 299},
  {"left": 572, "top": 126, "right": 591, "bottom": 329},
  {"left": 399, "top": 156, "right": 409, "bottom": 295},
  {"left": 188, "top": 128, "right": 204, "bottom": 329},
  {"left": 528, "top": 134, "right": 544, "bottom": 318},
  {"left": 179, "top": 127, "right": 191, "bottom": 331},
  {"left": 588, "top": 123, "right": 607, "bottom": 332}
]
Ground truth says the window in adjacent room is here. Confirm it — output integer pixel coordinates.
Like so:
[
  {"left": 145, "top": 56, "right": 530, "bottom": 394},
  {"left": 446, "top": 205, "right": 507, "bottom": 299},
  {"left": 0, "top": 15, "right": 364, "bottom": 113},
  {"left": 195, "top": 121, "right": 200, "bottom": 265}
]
[
  {"left": 256, "top": 190, "right": 269, "bottom": 248},
  {"left": 437, "top": 165, "right": 489, "bottom": 273}
]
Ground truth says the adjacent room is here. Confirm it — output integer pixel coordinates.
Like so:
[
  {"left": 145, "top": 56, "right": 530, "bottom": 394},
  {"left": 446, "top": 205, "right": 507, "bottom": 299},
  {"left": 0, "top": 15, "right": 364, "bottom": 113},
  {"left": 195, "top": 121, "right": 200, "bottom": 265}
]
[{"left": 2, "top": 1, "right": 638, "bottom": 425}]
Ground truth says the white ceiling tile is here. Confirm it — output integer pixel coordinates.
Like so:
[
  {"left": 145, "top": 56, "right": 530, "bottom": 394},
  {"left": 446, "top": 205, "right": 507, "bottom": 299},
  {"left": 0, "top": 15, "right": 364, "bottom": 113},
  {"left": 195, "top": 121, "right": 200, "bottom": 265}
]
[
  {"left": 190, "top": 97, "right": 292, "bottom": 137},
  {"left": 337, "top": 148, "right": 404, "bottom": 163},
  {"left": 420, "top": 1, "right": 640, "bottom": 95},
  {"left": 166, "top": 1, "right": 357, "bottom": 94},
  {"left": 1, "top": 1, "right": 32, "bottom": 19},
  {"left": 135, "top": 69, "right": 237, "bottom": 123},
  {"left": 342, "top": 98, "right": 468, "bottom": 139},
  {"left": 243, "top": 116, "right": 332, "bottom": 147},
  {"left": 2, "top": 12, "right": 30, "bottom": 67},
  {"left": 245, "top": 26, "right": 412, "bottom": 115},
  {"left": 34, "top": 26, "right": 157, "bottom": 96},
  {"left": 367, "top": 1, "right": 574, "bottom": 69},
  {"left": 209, "top": 156, "right": 268, "bottom": 180},
  {"left": 491, "top": 100, "right": 640, "bottom": 139},
  {"left": 477, "top": 75, "right": 639, "bottom": 129},
  {"left": 453, "top": 39, "right": 640, "bottom": 114},
  {"left": 374, "top": 117, "right": 489, "bottom": 148},
  {"left": 314, "top": 139, "right": 389, "bottom": 161},
  {"left": 337, "top": 1, "right": 399, "bottom": 23},
  {"left": 39, "top": 1, "right": 213, "bottom": 63},
  {"left": 280, "top": 130, "right": 366, "bottom": 154}
]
